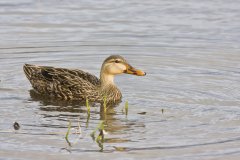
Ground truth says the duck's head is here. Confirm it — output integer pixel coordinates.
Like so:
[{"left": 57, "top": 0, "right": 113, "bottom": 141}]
[{"left": 100, "top": 55, "right": 146, "bottom": 85}]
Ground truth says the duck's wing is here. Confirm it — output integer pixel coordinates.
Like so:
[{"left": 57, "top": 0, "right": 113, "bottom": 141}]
[
  {"left": 57, "top": 68, "right": 100, "bottom": 86},
  {"left": 23, "top": 64, "right": 101, "bottom": 100}
]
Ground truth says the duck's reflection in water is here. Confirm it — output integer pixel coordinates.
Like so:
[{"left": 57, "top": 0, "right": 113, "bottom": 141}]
[{"left": 29, "top": 89, "right": 144, "bottom": 144}]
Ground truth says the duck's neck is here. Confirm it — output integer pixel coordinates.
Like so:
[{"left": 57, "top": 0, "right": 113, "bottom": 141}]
[
  {"left": 100, "top": 72, "right": 115, "bottom": 87},
  {"left": 99, "top": 72, "right": 122, "bottom": 103}
]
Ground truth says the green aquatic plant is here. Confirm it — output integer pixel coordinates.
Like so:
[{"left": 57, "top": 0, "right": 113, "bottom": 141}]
[
  {"left": 90, "top": 121, "right": 105, "bottom": 151},
  {"left": 86, "top": 98, "right": 90, "bottom": 115},
  {"left": 90, "top": 121, "right": 104, "bottom": 140},
  {"left": 65, "top": 120, "right": 72, "bottom": 147},
  {"left": 96, "top": 130, "right": 104, "bottom": 151},
  {"left": 122, "top": 100, "right": 129, "bottom": 115},
  {"left": 125, "top": 101, "right": 128, "bottom": 115},
  {"left": 64, "top": 119, "right": 82, "bottom": 148},
  {"left": 85, "top": 98, "right": 91, "bottom": 128},
  {"left": 96, "top": 121, "right": 105, "bottom": 151},
  {"left": 98, "top": 121, "right": 105, "bottom": 131}
]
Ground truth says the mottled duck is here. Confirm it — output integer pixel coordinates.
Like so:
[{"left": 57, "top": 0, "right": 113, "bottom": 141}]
[{"left": 23, "top": 55, "right": 146, "bottom": 104}]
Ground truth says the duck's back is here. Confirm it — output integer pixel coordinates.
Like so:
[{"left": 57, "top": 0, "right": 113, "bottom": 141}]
[{"left": 23, "top": 64, "right": 101, "bottom": 101}]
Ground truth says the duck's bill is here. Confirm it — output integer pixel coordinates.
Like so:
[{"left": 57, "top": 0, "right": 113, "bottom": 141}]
[{"left": 124, "top": 67, "right": 146, "bottom": 76}]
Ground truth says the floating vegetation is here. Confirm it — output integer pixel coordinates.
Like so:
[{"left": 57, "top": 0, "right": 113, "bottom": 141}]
[
  {"left": 65, "top": 120, "right": 72, "bottom": 147},
  {"left": 13, "top": 122, "right": 20, "bottom": 130},
  {"left": 90, "top": 121, "right": 105, "bottom": 151},
  {"left": 138, "top": 112, "right": 147, "bottom": 115},
  {"left": 113, "top": 146, "right": 128, "bottom": 152}
]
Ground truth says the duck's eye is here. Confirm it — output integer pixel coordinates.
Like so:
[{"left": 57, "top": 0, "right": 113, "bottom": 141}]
[{"left": 115, "top": 60, "right": 120, "bottom": 63}]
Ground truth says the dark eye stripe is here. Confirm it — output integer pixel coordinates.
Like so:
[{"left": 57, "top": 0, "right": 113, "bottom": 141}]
[{"left": 115, "top": 60, "right": 120, "bottom": 63}]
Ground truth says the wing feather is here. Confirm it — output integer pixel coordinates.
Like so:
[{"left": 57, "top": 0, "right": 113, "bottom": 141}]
[{"left": 23, "top": 64, "right": 101, "bottom": 101}]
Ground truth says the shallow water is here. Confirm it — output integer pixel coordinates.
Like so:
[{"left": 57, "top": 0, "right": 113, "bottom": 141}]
[{"left": 1, "top": 0, "right": 240, "bottom": 159}]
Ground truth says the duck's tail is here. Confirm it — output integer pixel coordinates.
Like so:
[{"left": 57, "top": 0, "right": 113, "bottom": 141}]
[{"left": 23, "top": 64, "right": 40, "bottom": 80}]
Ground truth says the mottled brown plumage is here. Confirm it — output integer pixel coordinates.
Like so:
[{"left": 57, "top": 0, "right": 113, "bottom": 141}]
[{"left": 23, "top": 55, "right": 146, "bottom": 104}]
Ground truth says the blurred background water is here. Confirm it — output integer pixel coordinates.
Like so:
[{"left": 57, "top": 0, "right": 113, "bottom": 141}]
[{"left": 0, "top": 0, "right": 240, "bottom": 159}]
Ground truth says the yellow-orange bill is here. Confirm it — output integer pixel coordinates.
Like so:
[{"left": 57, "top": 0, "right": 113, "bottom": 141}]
[{"left": 125, "top": 68, "right": 146, "bottom": 76}]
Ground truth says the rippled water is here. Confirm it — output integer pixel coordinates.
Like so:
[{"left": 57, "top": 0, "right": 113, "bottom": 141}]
[{"left": 1, "top": 0, "right": 240, "bottom": 159}]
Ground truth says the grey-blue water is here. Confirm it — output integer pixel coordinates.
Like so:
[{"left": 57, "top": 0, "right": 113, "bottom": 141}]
[{"left": 0, "top": 0, "right": 240, "bottom": 159}]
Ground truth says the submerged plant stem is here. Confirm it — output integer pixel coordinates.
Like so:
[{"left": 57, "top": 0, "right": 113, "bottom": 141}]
[{"left": 125, "top": 101, "right": 128, "bottom": 115}]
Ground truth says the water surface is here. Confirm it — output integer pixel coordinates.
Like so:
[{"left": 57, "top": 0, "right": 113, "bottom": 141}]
[{"left": 0, "top": 0, "right": 240, "bottom": 159}]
